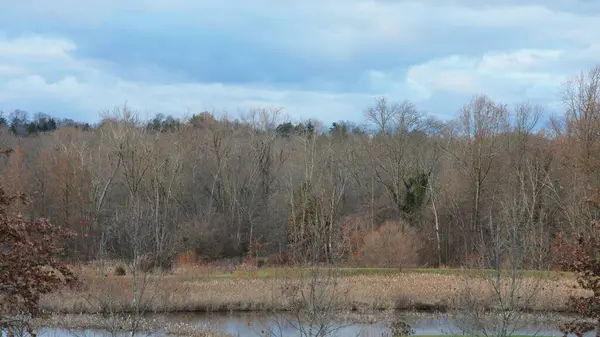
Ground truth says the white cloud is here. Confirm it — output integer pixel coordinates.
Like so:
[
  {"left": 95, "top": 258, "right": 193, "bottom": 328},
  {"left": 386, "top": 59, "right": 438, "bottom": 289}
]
[
  {"left": 406, "top": 48, "right": 580, "bottom": 106},
  {"left": 477, "top": 49, "right": 564, "bottom": 74},
  {"left": 229, "top": 0, "right": 600, "bottom": 61},
  {"left": 1, "top": 0, "right": 600, "bottom": 121},
  {"left": 0, "top": 34, "right": 76, "bottom": 58},
  {"left": 0, "top": 34, "right": 382, "bottom": 123}
]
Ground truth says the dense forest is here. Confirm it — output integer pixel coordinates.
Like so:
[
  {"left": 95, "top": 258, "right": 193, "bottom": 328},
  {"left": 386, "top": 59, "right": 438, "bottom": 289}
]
[{"left": 3, "top": 65, "right": 600, "bottom": 271}]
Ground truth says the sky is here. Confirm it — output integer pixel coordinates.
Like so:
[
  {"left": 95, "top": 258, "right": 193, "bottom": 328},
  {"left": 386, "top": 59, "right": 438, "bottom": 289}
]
[{"left": 0, "top": 0, "right": 599, "bottom": 125}]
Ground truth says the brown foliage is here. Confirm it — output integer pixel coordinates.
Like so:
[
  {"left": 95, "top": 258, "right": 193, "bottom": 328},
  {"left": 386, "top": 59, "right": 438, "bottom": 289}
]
[
  {"left": 175, "top": 250, "right": 199, "bottom": 268},
  {"left": 556, "top": 221, "right": 600, "bottom": 336},
  {"left": 340, "top": 214, "right": 371, "bottom": 266},
  {"left": 357, "top": 221, "right": 422, "bottom": 268},
  {"left": 0, "top": 187, "right": 78, "bottom": 334}
]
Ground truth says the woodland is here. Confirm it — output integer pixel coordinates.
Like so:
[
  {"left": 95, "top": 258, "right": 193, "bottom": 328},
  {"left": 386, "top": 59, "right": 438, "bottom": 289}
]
[{"left": 2, "top": 65, "right": 600, "bottom": 275}]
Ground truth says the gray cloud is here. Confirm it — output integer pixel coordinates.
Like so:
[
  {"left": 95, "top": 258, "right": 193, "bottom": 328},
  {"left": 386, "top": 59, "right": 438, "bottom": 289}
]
[{"left": 0, "top": 0, "right": 598, "bottom": 124}]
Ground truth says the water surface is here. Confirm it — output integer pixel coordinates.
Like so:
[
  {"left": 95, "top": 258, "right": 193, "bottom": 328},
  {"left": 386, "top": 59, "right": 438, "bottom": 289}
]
[{"left": 9, "top": 311, "right": 592, "bottom": 337}]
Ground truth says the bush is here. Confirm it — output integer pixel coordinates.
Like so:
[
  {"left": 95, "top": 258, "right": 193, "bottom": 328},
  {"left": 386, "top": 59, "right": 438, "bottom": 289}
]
[
  {"left": 358, "top": 220, "right": 422, "bottom": 268},
  {"left": 114, "top": 265, "right": 126, "bottom": 276},
  {"left": 175, "top": 250, "right": 199, "bottom": 268}
]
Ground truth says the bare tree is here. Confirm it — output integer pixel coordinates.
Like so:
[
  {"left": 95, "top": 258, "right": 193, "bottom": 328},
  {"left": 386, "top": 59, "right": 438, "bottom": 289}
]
[
  {"left": 452, "top": 196, "right": 548, "bottom": 337},
  {"left": 362, "top": 97, "right": 429, "bottom": 224},
  {"left": 285, "top": 130, "right": 351, "bottom": 265},
  {"left": 451, "top": 102, "right": 549, "bottom": 337},
  {"left": 146, "top": 130, "right": 187, "bottom": 265},
  {"left": 364, "top": 96, "right": 417, "bottom": 135},
  {"left": 266, "top": 268, "right": 354, "bottom": 337},
  {"left": 86, "top": 126, "right": 122, "bottom": 263},
  {"left": 562, "top": 65, "right": 600, "bottom": 175},
  {"left": 443, "top": 94, "right": 508, "bottom": 262},
  {"left": 41, "top": 128, "right": 94, "bottom": 259},
  {"left": 558, "top": 65, "right": 600, "bottom": 237},
  {"left": 112, "top": 202, "right": 161, "bottom": 337}
]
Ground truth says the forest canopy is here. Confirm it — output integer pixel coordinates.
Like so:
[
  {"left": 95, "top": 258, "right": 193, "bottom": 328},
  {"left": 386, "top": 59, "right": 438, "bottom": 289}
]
[{"left": 2, "top": 65, "right": 600, "bottom": 270}]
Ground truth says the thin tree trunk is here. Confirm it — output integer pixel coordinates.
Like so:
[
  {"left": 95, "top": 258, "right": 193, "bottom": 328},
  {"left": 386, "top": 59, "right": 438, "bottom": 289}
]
[{"left": 430, "top": 183, "right": 442, "bottom": 267}]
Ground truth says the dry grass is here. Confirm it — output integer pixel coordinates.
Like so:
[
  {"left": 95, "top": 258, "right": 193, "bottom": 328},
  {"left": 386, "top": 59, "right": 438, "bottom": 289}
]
[
  {"left": 41, "top": 263, "right": 587, "bottom": 315},
  {"left": 67, "top": 259, "right": 235, "bottom": 279}
]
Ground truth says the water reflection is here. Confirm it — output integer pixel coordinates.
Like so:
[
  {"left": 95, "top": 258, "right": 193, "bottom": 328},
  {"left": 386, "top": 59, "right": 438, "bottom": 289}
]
[{"left": 20, "top": 311, "right": 593, "bottom": 337}]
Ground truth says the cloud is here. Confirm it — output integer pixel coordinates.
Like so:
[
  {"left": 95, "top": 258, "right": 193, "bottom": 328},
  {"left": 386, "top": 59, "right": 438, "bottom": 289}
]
[
  {"left": 407, "top": 49, "right": 567, "bottom": 98},
  {"left": 0, "top": 0, "right": 599, "bottom": 124},
  {"left": 0, "top": 34, "right": 378, "bottom": 123}
]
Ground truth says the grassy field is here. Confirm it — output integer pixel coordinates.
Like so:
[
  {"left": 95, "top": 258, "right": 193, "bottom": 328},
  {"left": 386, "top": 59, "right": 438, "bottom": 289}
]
[{"left": 39, "top": 262, "right": 584, "bottom": 315}]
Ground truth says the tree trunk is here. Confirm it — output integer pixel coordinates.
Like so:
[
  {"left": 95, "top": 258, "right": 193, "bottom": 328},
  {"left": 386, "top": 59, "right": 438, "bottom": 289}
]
[{"left": 430, "top": 184, "right": 442, "bottom": 267}]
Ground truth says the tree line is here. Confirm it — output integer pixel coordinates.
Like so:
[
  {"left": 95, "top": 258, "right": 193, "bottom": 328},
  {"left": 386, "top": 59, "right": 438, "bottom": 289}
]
[{"left": 2, "top": 65, "right": 600, "bottom": 270}]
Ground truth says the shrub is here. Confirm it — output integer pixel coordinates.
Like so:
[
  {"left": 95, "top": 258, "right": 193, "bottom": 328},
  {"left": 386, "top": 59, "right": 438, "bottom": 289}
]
[
  {"left": 358, "top": 220, "right": 422, "bottom": 268},
  {"left": 342, "top": 224, "right": 368, "bottom": 266},
  {"left": 114, "top": 265, "right": 126, "bottom": 276},
  {"left": 175, "top": 250, "right": 199, "bottom": 268}
]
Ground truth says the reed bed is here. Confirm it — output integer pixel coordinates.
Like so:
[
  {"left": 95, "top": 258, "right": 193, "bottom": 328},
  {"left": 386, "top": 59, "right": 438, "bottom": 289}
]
[{"left": 41, "top": 263, "right": 586, "bottom": 315}]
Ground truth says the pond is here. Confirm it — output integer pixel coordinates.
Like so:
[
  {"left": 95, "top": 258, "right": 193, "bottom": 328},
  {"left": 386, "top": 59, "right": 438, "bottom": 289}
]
[{"left": 8, "top": 311, "right": 594, "bottom": 337}]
